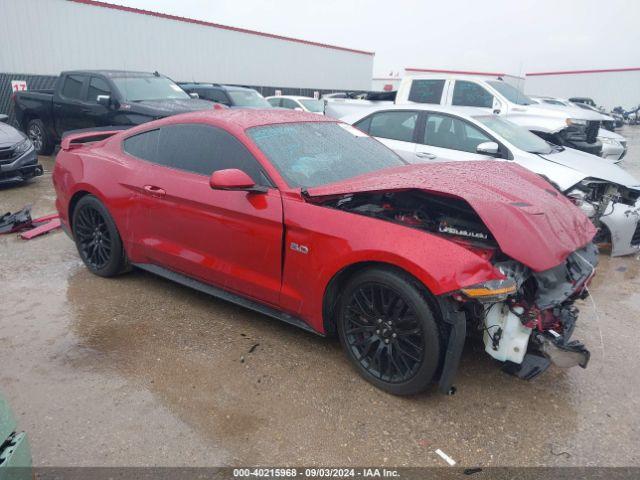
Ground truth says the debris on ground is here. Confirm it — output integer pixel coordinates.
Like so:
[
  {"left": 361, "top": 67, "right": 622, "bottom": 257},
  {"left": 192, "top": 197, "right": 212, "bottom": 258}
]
[
  {"left": 0, "top": 205, "right": 60, "bottom": 239},
  {"left": 435, "top": 448, "right": 457, "bottom": 466},
  {"left": 549, "top": 444, "right": 572, "bottom": 458}
]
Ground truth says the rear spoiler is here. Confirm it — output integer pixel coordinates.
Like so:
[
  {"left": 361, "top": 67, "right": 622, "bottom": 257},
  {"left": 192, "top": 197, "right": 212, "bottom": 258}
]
[{"left": 60, "top": 129, "right": 124, "bottom": 151}]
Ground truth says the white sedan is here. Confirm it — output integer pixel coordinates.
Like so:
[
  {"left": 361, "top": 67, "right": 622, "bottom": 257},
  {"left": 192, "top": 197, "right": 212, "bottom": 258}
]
[
  {"left": 266, "top": 95, "right": 324, "bottom": 114},
  {"left": 343, "top": 104, "right": 640, "bottom": 257}
]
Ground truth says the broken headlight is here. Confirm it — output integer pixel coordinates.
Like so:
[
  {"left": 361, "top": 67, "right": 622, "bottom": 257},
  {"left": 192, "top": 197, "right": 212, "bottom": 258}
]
[{"left": 459, "top": 278, "right": 517, "bottom": 303}]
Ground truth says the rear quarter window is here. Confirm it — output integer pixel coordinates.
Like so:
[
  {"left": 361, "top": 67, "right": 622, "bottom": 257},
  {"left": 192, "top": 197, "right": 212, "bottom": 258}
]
[{"left": 123, "top": 129, "right": 160, "bottom": 162}]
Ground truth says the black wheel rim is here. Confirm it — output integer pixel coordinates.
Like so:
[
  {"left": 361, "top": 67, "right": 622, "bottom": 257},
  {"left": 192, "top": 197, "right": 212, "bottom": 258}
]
[
  {"left": 344, "top": 283, "right": 425, "bottom": 383},
  {"left": 27, "top": 124, "right": 43, "bottom": 152},
  {"left": 75, "top": 205, "right": 112, "bottom": 270}
]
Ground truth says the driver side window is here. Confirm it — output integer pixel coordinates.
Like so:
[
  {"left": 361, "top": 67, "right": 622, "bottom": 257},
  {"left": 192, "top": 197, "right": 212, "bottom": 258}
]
[
  {"left": 452, "top": 81, "right": 494, "bottom": 108},
  {"left": 87, "top": 77, "right": 111, "bottom": 103},
  {"left": 125, "top": 124, "right": 269, "bottom": 185}
]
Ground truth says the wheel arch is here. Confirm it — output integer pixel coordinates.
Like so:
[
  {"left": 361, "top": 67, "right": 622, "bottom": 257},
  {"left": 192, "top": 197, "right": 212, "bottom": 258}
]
[
  {"left": 67, "top": 190, "right": 93, "bottom": 230},
  {"left": 321, "top": 261, "right": 442, "bottom": 336}
]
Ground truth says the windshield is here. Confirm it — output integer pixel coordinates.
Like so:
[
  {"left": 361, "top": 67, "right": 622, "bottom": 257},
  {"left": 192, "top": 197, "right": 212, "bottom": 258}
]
[
  {"left": 228, "top": 90, "right": 271, "bottom": 107},
  {"left": 487, "top": 81, "right": 533, "bottom": 105},
  {"left": 300, "top": 99, "right": 324, "bottom": 113},
  {"left": 112, "top": 76, "right": 190, "bottom": 102},
  {"left": 474, "top": 115, "right": 553, "bottom": 154},
  {"left": 247, "top": 122, "right": 405, "bottom": 188}
]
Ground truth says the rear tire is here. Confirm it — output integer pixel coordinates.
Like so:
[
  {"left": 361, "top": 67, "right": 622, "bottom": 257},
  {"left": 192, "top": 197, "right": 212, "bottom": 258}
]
[
  {"left": 72, "top": 195, "right": 130, "bottom": 277},
  {"left": 26, "top": 118, "right": 54, "bottom": 155},
  {"left": 337, "top": 267, "right": 441, "bottom": 395}
]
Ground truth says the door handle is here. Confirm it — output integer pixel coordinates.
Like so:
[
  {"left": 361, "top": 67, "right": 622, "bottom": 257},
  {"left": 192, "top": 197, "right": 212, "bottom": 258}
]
[
  {"left": 416, "top": 151, "right": 437, "bottom": 159},
  {"left": 143, "top": 185, "right": 166, "bottom": 198}
]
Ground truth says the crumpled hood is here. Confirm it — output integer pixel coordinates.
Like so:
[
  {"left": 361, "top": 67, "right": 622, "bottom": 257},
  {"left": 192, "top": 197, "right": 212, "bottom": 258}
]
[
  {"left": 0, "top": 122, "right": 25, "bottom": 147},
  {"left": 306, "top": 162, "right": 596, "bottom": 272},
  {"left": 127, "top": 98, "right": 215, "bottom": 116},
  {"left": 539, "top": 147, "right": 640, "bottom": 190}
]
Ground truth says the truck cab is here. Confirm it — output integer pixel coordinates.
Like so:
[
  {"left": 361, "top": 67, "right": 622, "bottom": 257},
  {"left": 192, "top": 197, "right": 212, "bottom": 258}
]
[{"left": 14, "top": 70, "right": 214, "bottom": 154}]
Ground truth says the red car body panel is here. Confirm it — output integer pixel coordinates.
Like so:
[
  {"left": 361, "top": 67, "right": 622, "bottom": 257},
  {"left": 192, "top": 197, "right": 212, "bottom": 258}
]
[
  {"left": 306, "top": 162, "right": 596, "bottom": 272},
  {"left": 52, "top": 110, "right": 595, "bottom": 335}
]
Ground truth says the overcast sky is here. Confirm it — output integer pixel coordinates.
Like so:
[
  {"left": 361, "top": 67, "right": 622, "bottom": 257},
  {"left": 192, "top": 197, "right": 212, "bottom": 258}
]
[{"left": 103, "top": 0, "right": 639, "bottom": 77}]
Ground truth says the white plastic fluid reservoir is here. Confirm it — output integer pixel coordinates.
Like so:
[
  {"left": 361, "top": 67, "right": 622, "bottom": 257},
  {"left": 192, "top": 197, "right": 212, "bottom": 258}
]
[{"left": 483, "top": 304, "right": 532, "bottom": 364}]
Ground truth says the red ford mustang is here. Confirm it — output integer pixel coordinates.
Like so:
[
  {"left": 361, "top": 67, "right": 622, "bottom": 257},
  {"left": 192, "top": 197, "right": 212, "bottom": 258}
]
[{"left": 53, "top": 110, "right": 597, "bottom": 395}]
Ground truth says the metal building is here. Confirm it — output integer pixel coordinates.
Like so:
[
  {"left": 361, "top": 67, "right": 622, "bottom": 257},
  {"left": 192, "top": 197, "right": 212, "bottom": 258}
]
[
  {"left": 0, "top": 0, "right": 375, "bottom": 116},
  {"left": 524, "top": 68, "right": 640, "bottom": 110}
]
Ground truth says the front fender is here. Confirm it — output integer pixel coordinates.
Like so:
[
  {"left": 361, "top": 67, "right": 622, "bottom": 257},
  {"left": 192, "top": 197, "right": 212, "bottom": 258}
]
[{"left": 280, "top": 199, "right": 502, "bottom": 333}]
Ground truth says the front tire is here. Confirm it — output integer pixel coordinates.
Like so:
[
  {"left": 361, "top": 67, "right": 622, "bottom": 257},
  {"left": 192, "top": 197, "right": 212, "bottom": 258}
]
[
  {"left": 26, "top": 119, "right": 54, "bottom": 155},
  {"left": 337, "top": 268, "right": 441, "bottom": 395},
  {"left": 72, "top": 195, "right": 130, "bottom": 277}
]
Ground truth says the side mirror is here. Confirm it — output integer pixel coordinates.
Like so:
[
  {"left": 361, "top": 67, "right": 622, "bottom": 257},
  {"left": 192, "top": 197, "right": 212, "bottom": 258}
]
[
  {"left": 476, "top": 141, "right": 500, "bottom": 157},
  {"left": 294, "top": 107, "right": 304, "bottom": 112},
  {"left": 0, "top": 114, "right": 8, "bottom": 123},
  {"left": 189, "top": 92, "right": 199, "bottom": 99},
  {"left": 492, "top": 97, "right": 503, "bottom": 114},
  {"left": 97, "top": 95, "right": 111, "bottom": 107},
  {"left": 210, "top": 169, "right": 267, "bottom": 193}
]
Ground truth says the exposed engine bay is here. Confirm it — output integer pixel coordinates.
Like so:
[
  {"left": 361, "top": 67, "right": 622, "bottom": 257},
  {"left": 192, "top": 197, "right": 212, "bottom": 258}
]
[
  {"left": 320, "top": 190, "right": 495, "bottom": 247},
  {"left": 320, "top": 189, "right": 598, "bottom": 380}
]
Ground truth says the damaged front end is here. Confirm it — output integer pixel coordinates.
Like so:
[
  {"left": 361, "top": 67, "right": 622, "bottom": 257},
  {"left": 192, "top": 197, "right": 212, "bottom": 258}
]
[
  {"left": 566, "top": 179, "right": 640, "bottom": 256},
  {"left": 457, "top": 243, "right": 597, "bottom": 381},
  {"left": 317, "top": 187, "right": 598, "bottom": 390}
]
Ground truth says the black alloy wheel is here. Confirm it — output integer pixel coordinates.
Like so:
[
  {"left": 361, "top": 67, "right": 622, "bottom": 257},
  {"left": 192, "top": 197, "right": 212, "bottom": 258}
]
[
  {"left": 72, "top": 195, "right": 130, "bottom": 277},
  {"left": 343, "top": 282, "right": 425, "bottom": 382},
  {"left": 338, "top": 268, "right": 441, "bottom": 395},
  {"left": 74, "top": 204, "right": 112, "bottom": 270}
]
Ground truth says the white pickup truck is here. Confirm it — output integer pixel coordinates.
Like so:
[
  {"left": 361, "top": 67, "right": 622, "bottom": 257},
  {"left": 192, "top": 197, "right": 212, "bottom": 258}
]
[{"left": 325, "top": 74, "right": 604, "bottom": 156}]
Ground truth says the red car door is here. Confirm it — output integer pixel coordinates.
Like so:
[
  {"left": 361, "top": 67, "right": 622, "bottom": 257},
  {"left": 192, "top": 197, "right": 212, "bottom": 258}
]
[{"left": 127, "top": 123, "right": 284, "bottom": 306}]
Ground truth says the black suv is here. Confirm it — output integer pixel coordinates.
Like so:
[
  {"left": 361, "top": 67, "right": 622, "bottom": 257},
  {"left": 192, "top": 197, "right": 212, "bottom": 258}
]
[{"left": 178, "top": 83, "right": 272, "bottom": 108}]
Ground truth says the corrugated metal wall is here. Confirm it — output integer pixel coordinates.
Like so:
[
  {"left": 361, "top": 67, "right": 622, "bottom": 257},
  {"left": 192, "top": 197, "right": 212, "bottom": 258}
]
[
  {"left": 0, "top": 0, "right": 373, "bottom": 90},
  {"left": 0, "top": 74, "right": 58, "bottom": 126},
  {"left": 524, "top": 70, "right": 640, "bottom": 110}
]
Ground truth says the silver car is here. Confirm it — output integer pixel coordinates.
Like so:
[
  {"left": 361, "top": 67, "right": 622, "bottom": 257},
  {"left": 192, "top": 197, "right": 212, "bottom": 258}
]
[{"left": 343, "top": 104, "right": 640, "bottom": 256}]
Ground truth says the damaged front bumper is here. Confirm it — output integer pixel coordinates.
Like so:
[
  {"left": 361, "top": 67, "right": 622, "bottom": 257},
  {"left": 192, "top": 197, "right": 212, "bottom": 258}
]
[
  {"left": 480, "top": 243, "right": 597, "bottom": 381},
  {"left": 0, "top": 147, "right": 42, "bottom": 185},
  {"left": 599, "top": 199, "right": 640, "bottom": 256}
]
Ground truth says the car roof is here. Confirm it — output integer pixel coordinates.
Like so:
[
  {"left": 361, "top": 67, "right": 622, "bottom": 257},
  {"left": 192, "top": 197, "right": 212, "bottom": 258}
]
[
  {"left": 63, "top": 70, "right": 159, "bottom": 78},
  {"left": 180, "top": 84, "right": 258, "bottom": 92},
  {"left": 172, "top": 108, "right": 335, "bottom": 130},
  {"left": 348, "top": 103, "right": 490, "bottom": 120},
  {"left": 266, "top": 95, "right": 316, "bottom": 100},
  {"left": 406, "top": 74, "right": 502, "bottom": 82}
]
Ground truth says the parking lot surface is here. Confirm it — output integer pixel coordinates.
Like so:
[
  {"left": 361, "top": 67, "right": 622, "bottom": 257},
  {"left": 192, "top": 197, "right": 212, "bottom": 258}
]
[{"left": 1, "top": 127, "right": 639, "bottom": 467}]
